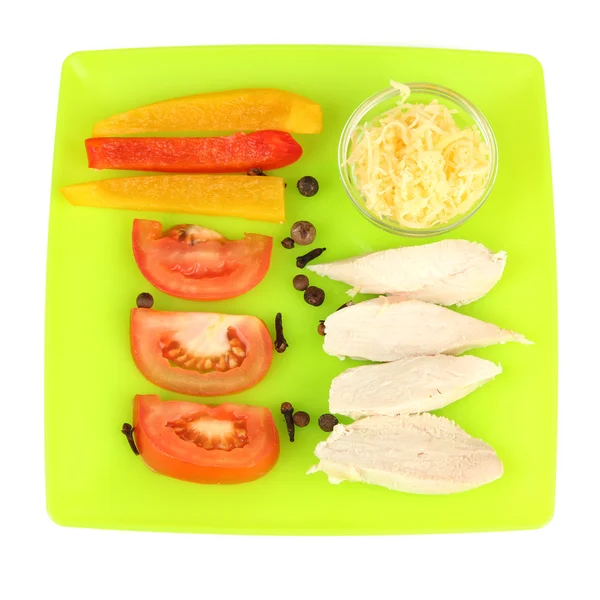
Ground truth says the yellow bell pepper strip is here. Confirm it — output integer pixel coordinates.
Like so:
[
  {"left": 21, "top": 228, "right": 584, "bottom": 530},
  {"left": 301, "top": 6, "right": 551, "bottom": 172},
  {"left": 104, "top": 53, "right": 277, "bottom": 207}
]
[
  {"left": 61, "top": 174, "right": 286, "bottom": 223},
  {"left": 92, "top": 88, "right": 322, "bottom": 136}
]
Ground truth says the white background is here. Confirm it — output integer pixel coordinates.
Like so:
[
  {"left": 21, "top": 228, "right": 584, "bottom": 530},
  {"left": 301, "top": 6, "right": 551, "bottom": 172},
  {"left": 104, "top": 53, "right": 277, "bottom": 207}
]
[{"left": 1, "top": 1, "right": 598, "bottom": 598}]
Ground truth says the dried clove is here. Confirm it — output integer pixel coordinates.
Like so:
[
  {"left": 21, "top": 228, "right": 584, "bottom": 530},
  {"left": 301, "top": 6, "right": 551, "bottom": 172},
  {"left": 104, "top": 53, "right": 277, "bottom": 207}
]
[
  {"left": 136, "top": 292, "right": 154, "bottom": 309},
  {"left": 336, "top": 300, "right": 355, "bottom": 311},
  {"left": 274, "top": 312, "right": 288, "bottom": 353},
  {"left": 121, "top": 423, "right": 139, "bottom": 455},
  {"left": 293, "top": 411, "right": 310, "bottom": 427},
  {"left": 317, "top": 320, "right": 326, "bottom": 336},
  {"left": 247, "top": 167, "right": 266, "bottom": 176},
  {"left": 296, "top": 247, "right": 326, "bottom": 268},
  {"left": 281, "top": 237, "right": 295, "bottom": 249},
  {"left": 318, "top": 414, "right": 339, "bottom": 432},
  {"left": 281, "top": 402, "right": 295, "bottom": 442}
]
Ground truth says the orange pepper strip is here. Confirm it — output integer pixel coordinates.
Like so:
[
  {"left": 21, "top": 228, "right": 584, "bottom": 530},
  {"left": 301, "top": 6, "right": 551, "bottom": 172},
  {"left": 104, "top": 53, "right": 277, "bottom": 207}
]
[
  {"left": 93, "top": 88, "right": 322, "bottom": 136},
  {"left": 61, "top": 174, "right": 286, "bottom": 223}
]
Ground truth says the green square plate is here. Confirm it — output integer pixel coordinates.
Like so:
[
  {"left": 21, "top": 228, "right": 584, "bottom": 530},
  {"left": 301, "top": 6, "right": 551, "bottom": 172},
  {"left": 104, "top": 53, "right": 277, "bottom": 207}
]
[{"left": 46, "top": 45, "right": 556, "bottom": 534}]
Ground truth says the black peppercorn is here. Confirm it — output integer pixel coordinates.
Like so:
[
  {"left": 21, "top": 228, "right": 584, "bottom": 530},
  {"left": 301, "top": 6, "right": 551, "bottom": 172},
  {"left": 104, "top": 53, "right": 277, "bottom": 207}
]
[
  {"left": 297, "top": 176, "right": 319, "bottom": 197},
  {"left": 290, "top": 221, "right": 316, "bottom": 245},
  {"left": 317, "top": 320, "right": 326, "bottom": 336},
  {"left": 281, "top": 237, "right": 295, "bottom": 249},
  {"left": 293, "top": 411, "right": 310, "bottom": 427},
  {"left": 136, "top": 292, "right": 154, "bottom": 309},
  {"left": 293, "top": 274, "right": 309, "bottom": 291},
  {"left": 304, "top": 286, "right": 325, "bottom": 307},
  {"left": 318, "top": 413, "right": 338, "bottom": 432}
]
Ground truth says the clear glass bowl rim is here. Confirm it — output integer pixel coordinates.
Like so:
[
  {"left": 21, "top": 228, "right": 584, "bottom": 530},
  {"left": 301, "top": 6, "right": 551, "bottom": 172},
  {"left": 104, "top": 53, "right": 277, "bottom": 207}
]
[{"left": 338, "top": 82, "right": 499, "bottom": 237}]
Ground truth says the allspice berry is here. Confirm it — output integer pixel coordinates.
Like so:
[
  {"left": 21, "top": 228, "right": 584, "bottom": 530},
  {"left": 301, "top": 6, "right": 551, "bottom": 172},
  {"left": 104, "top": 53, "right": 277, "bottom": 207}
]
[
  {"left": 136, "top": 292, "right": 154, "bottom": 309},
  {"left": 293, "top": 411, "right": 310, "bottom": 427},
  {"left": 318, "top": 414, "right": 338, "bottom": 432},
  {"left": 290, "top": 221, "right": 316, "bottom": 245},
  {"left": 293, "top": 274, "right": 310, "bottom": 291},
  {"left": 304, "top": 286, "right": 325, "bottom": 307}
]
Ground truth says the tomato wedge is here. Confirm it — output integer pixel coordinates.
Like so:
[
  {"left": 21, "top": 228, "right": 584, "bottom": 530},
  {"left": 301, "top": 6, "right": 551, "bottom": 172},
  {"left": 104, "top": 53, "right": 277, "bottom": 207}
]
[
  {"left": 133, "top": 395, "right": 280, "bottom": 484},
  {"left": 132, "top": 219, "right": 272, "bottom": 300},
  {"left": 131, "top": 309, "right": 273, "bottom": 396}
]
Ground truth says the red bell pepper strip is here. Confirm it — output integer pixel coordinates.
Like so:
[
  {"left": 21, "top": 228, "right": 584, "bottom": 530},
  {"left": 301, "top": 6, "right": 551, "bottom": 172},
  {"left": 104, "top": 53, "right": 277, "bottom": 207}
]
[{"left": 85, "top": 130, "right": 302, "bottom": 173}]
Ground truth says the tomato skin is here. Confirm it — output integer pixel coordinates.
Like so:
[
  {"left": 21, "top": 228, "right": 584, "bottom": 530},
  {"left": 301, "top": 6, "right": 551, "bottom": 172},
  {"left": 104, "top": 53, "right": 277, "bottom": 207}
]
[
  {"left": 86, "top": 130, "right": 302, "bottom": 173},
  {"left": 133, "top": 395, "right": 280, "bottom": 484},
  {"left": 130, "top": 309, "right": 273, "bottom": 396},
  {"left": 132, "top": 219, "right": 272, "bottom": 301}
]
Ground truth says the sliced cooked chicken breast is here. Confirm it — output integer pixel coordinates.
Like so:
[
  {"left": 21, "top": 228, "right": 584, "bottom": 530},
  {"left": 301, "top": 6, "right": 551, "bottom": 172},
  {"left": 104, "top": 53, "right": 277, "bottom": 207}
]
[
  {"left": 323, "top": 297, "right": 531, "bottom": 361},
  {"left": 309, "top": 413, "right": 503, "bottom": 494},
  {"left": 329, "top": 354, "right": 502, "bottom": 418},
  {"left": 307, "top": 239, "right": 506, "bottom": 306}
]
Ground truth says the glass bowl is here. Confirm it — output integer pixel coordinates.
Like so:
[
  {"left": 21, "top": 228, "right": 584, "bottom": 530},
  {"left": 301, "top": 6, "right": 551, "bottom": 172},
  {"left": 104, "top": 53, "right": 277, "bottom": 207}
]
[{"left": 338, "top": 83, "right": 498, "bottom": 237}]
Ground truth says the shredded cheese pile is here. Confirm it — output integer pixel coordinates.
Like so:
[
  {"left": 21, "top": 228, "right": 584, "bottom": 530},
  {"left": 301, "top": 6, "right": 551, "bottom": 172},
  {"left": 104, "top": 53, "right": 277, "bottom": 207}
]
[{"left": 347, "top": 82, "right": 491, "bottom": 229}]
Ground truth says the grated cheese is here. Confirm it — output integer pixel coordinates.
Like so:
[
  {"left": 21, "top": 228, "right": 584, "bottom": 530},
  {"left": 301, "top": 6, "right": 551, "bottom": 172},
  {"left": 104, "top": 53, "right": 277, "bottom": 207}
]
[{"left": 347, "top": 81, "right": 491, "bottom": 229}]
